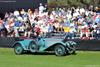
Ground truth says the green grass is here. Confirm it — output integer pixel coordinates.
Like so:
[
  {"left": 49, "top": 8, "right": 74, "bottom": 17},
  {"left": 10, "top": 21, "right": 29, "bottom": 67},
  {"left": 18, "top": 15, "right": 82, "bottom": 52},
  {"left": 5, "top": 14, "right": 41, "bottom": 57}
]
[{"left": 0, "top": 48, "right": 100, "bottom": 67}]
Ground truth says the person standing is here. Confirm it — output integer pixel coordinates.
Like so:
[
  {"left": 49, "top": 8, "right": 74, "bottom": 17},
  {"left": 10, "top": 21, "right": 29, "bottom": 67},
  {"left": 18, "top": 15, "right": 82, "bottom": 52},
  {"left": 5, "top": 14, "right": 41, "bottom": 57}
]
[{"left": 39, "top": 3, "right": 45, "bottom": 15}]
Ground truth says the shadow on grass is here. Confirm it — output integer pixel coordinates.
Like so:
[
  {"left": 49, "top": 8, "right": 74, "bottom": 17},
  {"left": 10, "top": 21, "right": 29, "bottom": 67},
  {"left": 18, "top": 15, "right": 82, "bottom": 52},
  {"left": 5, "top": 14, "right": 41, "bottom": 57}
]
[
  {"left": 23, "top": 51, "right": 55, "bottom": 56},
  {"left": 21, "top": 51, "right": 77, "bottom": 56}
]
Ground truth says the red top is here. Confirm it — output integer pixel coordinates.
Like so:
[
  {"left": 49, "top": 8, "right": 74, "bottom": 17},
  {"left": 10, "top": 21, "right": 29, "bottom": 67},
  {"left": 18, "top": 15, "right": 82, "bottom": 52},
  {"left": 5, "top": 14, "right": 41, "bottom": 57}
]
[{"left": 82, "top": 28, "right": 89, "bottom": 33}]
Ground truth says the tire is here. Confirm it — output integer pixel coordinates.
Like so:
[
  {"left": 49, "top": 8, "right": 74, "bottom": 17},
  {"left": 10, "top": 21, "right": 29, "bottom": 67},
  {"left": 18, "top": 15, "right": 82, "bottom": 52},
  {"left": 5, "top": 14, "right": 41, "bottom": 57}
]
[
  {"left": 54, "top": 45, "right": 66, "bottom": 56},
  {"left": 29, "top": 41, "right": 38, "bottom": 53},
  {"left": 14, "top": 44, "right": 23, "bottom": 55},
  {"left": 71, "top": 51, "right": 76, "bottom": 55},
  {"left": 68, "top": 45, "right": 76, "bottom": 54}
]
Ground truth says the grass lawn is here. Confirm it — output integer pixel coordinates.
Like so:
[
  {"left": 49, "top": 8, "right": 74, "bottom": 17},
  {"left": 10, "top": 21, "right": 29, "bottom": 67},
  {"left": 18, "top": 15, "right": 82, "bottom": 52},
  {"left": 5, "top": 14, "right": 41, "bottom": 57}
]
[{"left": 0, "top": 48, "right": 100, "bottom": 67}]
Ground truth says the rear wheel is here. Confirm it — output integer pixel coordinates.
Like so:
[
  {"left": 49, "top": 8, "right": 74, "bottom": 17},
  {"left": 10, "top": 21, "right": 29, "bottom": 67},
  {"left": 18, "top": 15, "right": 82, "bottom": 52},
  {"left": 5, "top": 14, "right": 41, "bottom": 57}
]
[
  {"left": 54, "top": 45, "right": 66, "bottom": 56},
  {"left": 14, "top": 44, "right": 23, "bottom": 55},
  {"left": 29, "top": 41, "right": 38, "bottom": 53}
]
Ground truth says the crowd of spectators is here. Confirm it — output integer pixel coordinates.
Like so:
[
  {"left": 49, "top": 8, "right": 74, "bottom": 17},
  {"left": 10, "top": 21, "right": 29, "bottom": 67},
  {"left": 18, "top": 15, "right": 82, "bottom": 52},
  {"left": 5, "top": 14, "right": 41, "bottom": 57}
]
[{"left": 0, "top": 3, "right": 100, "bottom": 40}]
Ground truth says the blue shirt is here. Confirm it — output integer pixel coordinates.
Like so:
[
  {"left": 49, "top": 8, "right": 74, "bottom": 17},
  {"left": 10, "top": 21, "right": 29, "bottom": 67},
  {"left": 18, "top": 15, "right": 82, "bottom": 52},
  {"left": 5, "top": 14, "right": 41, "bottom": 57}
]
[{"left": 14, "top": 21, "right": 22, "bottom": 27}]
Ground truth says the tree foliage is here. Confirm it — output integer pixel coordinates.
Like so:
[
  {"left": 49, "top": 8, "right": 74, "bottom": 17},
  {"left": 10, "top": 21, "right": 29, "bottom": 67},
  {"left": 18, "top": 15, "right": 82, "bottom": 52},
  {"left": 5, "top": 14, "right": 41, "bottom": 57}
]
[{"left": 48, "top": 0, "right": 100, "bottom": 8}]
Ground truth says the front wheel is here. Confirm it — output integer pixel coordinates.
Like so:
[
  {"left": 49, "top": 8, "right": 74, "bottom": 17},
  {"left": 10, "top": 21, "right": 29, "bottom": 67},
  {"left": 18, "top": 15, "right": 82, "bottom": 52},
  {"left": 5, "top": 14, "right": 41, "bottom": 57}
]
[
  {"left": 54, "top": 45, "right": 66, "bottom": 56},
  {"left": 68, "top": 45, "right": 76, "bottom": 54},
  {"left": 14, "top": 44, "right": 23, "bottom": 55}
]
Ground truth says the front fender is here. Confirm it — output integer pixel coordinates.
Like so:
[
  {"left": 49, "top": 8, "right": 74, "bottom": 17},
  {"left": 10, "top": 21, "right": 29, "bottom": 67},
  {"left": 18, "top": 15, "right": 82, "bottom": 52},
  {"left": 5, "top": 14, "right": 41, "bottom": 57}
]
[
  {"left": 66, "top": 41, "right": 77, "bottom": 46},
  {"left": 54, "top": 42, "right": 67, "bottom": 46}
]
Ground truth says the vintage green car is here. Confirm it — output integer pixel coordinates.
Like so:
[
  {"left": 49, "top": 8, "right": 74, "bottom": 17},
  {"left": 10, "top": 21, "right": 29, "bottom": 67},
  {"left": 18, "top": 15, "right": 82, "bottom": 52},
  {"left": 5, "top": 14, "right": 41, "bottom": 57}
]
[{"left": 13, "top": 33, "right": 77, "bottom": 56}]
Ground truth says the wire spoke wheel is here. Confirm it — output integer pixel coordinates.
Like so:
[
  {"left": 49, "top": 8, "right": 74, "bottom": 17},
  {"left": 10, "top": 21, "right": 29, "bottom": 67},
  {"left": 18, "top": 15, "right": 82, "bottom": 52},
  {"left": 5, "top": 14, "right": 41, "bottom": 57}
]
[
  {"left": 29, "top": 42, "right": 38, "bottom": 53},
  {"left": 14, "top": 44, "right": 23, "bottom": 55},
  {"left": 68, "top": 45, "right": 76, "bottom": 54},
  {"left": 54, "top": 45, "right": 66, "bottom": 56}
]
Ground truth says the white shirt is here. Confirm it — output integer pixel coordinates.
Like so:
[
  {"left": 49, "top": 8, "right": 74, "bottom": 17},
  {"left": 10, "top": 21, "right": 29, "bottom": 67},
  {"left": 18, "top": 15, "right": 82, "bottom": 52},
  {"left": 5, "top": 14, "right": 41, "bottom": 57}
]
[
  {"left": 14, "top": 10, "right": 19, "bottom": 16},
  {"left": 39, "top": 5, "right": 45, "bottom": 13}
]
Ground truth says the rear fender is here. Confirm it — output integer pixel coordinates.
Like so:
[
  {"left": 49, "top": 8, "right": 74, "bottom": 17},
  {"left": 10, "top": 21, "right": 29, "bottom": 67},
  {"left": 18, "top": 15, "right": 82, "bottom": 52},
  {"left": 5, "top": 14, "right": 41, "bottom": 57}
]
[
  {"left": 13, "top": 40, "right": 35, "bottom": 50},
  {"left": 13, "top": 41, "right": 27, "bottom": 50}
]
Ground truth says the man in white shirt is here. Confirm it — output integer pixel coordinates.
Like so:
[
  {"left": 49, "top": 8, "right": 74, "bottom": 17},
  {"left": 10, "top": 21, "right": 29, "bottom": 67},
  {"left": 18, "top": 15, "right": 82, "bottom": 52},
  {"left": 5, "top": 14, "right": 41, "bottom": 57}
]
[{"left": 39, "top": 3, "right": 45, "bottom": 15}]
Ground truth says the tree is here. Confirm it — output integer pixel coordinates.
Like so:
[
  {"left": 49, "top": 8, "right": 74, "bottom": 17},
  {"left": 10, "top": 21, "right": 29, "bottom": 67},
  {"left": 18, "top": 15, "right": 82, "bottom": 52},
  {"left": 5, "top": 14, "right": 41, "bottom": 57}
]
[{"left": 48, "top": 0, "right": 100, "bottom": 8}]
